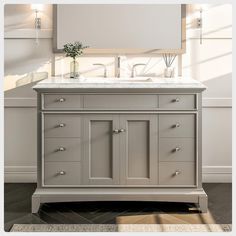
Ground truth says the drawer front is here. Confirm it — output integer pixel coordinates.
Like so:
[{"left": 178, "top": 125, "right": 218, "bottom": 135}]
[
  {"left": 44, "top": 114, "right": 81, "bottom": 138},
  {"left": 159, "top": 114, "right": 195, "bottom": 138},
  {"left": 44, "top": 162, "right": 81, "bottom": 186},
  {"left": 159, "top": 138, "right": 195, "bottom": 162},
  {"left": 44, "top": 138, "right": 81, "bottom": 162},
  {"left": 159, "top": 162, "right": 195, "bottom": 186},
  {"left": 159, "top": 94, "right": 196, "bottom": 110},
  {"left": 84, "top": 95, "right": 158, "bottom": 109},
  {"left": 43, "top": 94, "right": 82, "bottom": 110}
]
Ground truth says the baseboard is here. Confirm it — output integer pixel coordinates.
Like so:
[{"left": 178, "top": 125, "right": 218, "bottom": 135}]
[
  {"left": 4, "top": 166, "right": 37, "bottom": 183},
  {"left": 202, "top": 166, "right": 232, "bottom": 183},
  {"left": 4, "top": 165, "right": 232, "bottom": 183}
]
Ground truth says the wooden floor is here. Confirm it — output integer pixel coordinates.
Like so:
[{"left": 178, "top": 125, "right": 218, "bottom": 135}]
[{"left": 4, "top": 183, "right": 232, "bottom": 232}]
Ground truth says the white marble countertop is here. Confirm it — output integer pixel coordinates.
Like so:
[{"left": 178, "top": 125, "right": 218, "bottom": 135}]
[{"left": 33, "top": 77, "right": 207, "bottom": 90}]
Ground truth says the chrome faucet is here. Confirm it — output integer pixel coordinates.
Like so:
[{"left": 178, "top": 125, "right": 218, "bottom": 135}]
[
  {"left": 131, "top": 63, "right": 146, "bottom": 78},
  {"left": 93, "top": 63, "right": 107, "bottom": 78}
]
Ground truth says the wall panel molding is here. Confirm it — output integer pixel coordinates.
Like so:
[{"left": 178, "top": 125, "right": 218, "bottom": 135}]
[
  {"left": 4, "top": 98, "right": 37, "bottom": 107},
  {"left": 4, "top": 29, "right": 52, "bottom": 39},
  {"left": 202, "top": 97, "right": 232, "bottom": 108}
]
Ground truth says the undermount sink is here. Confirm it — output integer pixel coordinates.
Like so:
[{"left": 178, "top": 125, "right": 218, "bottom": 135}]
[{"left": 80, "top": 77, "right": 153, "bottom": 83}]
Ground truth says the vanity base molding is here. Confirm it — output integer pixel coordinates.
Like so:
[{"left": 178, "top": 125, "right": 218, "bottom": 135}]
[{"left": 32, "top": 188, "right": 207, "bottom": 213}]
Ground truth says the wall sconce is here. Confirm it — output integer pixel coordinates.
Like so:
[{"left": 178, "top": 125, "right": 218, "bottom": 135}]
[
  {"left": 197, "top": 8, "right": 203, "bottom": 44},
  {"left": 31, "top": 4, "right": 43, "bottom": 29},
  {"left": 31, "top": 4, "right": 43, "bottom": 45}
]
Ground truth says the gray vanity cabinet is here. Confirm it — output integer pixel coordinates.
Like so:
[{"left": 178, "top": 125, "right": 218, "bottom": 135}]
[{"left": 32, "top": 81, "right": 208, "bottom": 214}]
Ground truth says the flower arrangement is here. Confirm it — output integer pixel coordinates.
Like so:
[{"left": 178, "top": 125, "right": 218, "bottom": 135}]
[
  {"left": 63, "top": 41, "right": 89, "bottom": 78},
  {"left": 63, "top": 41, "right": 88, "bottom": 59}
]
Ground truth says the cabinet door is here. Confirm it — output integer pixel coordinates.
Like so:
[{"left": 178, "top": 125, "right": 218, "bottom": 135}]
[
  {"left": 120, "top": 115, "right": 158, "bottom": 185},
  {"left": 83, "top": 115, "right": 120, "bottom": 185}
]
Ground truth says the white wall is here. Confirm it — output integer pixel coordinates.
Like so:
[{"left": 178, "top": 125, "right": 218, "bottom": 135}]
[
  {"left": 4, "top": 4, "right": 232, "bottom": 182},
  {"left": 182, "top": 4, "right": 232, "bottom": 182}
]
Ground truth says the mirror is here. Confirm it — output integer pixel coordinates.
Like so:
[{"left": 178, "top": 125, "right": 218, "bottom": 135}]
[{"left": 53, "top": 4, "right": 185, "bottom": 55}]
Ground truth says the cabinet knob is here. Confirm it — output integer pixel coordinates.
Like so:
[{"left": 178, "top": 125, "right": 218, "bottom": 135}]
[
  {"left": 174, "top": 170, "right": 181, "bottom": 176},
  {"left": 113, "top": 129, "right": 119, "bottom": 134},
  {"left": 58, "top": 98, "right": 66, "bottom": 102},
  {"left": 174, "top": 123, "right": 180, "bottom": 128},
  {"left": 119, "top": 129, "right": 126, "bottom": 133},
  {"left": 58, "top": 123, "right": 66, "bottom": 128},
  {"left": 57, "top": 147, "right": 66, "bottom": 152},
  {"left": 58, "top": 171, "right": 66, "bottom": 175},
  {"left": 174, "top": 147, "right": 181, "bottom": 152},
  {"left": 173, "top": 98, "right": 180, "bottom": 102}
]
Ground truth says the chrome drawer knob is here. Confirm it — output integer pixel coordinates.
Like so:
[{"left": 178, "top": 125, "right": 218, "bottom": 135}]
[
  {"left": 119, "top": 129, "right": 126, "bottom": 133},
  {"left": 58, "top": 123, "right": 66, "bottom": 128},
  {"left": 174, "top": 170, "right": 181, "bottom": 176},
  {"left": 113, "top": 129, "right": 119, "bottom": 134},
  {"left": 58, "top": 98, "right": 66, "bottom": 102},
  {"left": 58, "top": 147, "right": 66, "bottom": 152},
  {"left": 173, "top": 98, "right": 180, "bottom": 102},
  {"left": 59, "top": 171, "right": 66, "bottom": 175},
  {"left": 174, "top": 147, "right": 181, "bottom": 152},
  {"left": 174, "top": 123, "right": 180, "bottom": 128}
]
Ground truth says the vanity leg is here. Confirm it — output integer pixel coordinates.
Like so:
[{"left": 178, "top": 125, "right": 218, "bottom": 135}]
[
  {"left": 198, "top": 195, "right": 208, "bottom": 213},
  {"left": 32, "top": 195, "right": 41, "bottom": 213}
]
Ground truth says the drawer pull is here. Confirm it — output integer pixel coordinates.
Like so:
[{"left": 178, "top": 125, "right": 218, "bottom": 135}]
[
  {"left": 173, "top": 123, "right": 181, "bottom": 128},
  {"left": 113, "top": 129, "right": 119, "bottom": 134},
  {"left": 173, "top": 98, "right": 180, "bottom": 103},
  {"left": 174, "top": 170, "right": 181, "bottom": 176},
  {"left": 58, "top": 123, "right": 66, "bottom": 128},
  {"left": 57, "top": 147, "right": 66, "bottom": 152},
  {"left": 174, "top": 147, "right": 181, "bottom": 152},
  {"left": 58, "top": 171, "right": 66, "bottom": 175},
  {"left": 58, "top": 98, "right": 66, "bottom": 102}
]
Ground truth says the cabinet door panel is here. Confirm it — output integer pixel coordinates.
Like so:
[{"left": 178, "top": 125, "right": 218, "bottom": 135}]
[
  {"left": 120, "top": 115, "right": 158, "bottom": 185},
  {"left": 83, "top": 115, "right": 119, "bottom": 185}
]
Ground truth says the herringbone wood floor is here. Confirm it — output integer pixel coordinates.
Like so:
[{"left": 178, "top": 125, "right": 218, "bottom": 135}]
[{"left": 4, "top": 183, "right": 232, "bottom": 232}]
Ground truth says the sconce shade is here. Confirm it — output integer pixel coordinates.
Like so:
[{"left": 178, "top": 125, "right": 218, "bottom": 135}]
[{"left": 31, "top": 4, "right": 43, "bottom": 12}]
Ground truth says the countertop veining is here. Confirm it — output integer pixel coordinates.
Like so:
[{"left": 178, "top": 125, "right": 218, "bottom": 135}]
[{"left": 33, "top": 77, "right": 206, "bottom": 90}]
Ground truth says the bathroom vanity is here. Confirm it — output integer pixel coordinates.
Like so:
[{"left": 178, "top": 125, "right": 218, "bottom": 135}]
[{"left": 32, "top": 77, "right": 207, "bottom": 213}]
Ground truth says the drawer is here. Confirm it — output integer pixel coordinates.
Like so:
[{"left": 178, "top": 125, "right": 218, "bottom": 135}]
[
  {"left": 44, "top": 162, "right": 81, "bottom": 186},
  {"left": 159, "top": 138, "right": 195, "bottom": 162},
  {"left": 159, "top": 114, "right": 195, "bottom": 138},
  {"left": 44, "top": 114, "right": 81, "bottom": 138},
  {"left": 84, "top": 95, "right": 158, "bottom": 109},
  {"left": 159, "top": 94, "right": 196, "bottom": 110},
  {"left": 44, "top": 138, "right": 81, "bottom": 162},
  {"left": 43, "top": 94, "right": 82, "bottom": 110},
  {"left": 159, "top": 162, "right": 195, "bottom": 186}
]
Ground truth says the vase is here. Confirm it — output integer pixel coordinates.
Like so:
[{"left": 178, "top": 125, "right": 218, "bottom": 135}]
[
  {"left": 164, "top": 67, "right": 175, "bottom": 78},
  {"left": 70, "top": 59, "right": 79, "bottom": 78}
]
